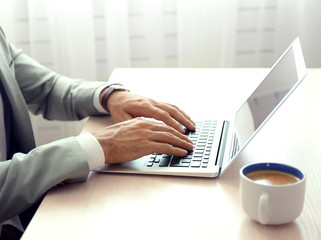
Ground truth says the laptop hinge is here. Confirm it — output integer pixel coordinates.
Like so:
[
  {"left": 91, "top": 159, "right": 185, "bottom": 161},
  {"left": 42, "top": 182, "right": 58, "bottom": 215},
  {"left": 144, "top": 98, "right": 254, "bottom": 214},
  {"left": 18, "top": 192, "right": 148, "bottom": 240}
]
[{"left": 215, "top": 121, "right": 229, "bottom": 172}]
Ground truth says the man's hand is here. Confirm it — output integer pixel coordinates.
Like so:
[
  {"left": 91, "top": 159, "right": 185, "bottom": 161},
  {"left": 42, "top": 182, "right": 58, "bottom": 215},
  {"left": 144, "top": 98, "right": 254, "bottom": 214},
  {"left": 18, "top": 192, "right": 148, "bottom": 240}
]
[
  {"left": 104, "top": 91, "right": 196, "bottom": 133},
  {"left": 92, "top": 118, "right": 194, "bottom": 164}
]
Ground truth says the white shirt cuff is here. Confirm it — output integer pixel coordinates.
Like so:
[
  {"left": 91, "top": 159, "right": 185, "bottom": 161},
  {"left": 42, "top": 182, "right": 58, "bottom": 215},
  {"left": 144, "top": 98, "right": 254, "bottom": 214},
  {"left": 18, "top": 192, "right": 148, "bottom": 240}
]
[
  {"left": 76, "top": 132, "right": 105, "bottom": 171},
  {"left": 93, "top": 83, "right": 109, "bottom": 114}
]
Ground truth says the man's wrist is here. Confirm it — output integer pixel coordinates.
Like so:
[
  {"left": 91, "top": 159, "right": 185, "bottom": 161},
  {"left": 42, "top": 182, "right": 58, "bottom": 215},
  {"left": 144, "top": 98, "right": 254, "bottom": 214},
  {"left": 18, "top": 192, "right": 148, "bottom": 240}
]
[{"left": 100, "top": 84, "right": 129, "bottom": 111}]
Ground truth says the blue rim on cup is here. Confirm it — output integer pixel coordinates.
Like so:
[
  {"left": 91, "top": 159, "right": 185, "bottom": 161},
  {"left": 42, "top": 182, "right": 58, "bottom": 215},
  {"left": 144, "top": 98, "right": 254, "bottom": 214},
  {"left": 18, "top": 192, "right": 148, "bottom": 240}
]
[{"left": 241, "top": 162, "right": 305, "bottom": 184}]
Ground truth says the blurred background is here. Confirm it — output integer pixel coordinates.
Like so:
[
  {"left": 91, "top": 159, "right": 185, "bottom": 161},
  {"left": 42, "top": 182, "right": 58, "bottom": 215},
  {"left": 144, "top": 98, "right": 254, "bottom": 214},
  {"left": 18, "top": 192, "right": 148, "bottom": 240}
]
[{"left": 0, "top": 0, "right": 320, "bottom": 145}]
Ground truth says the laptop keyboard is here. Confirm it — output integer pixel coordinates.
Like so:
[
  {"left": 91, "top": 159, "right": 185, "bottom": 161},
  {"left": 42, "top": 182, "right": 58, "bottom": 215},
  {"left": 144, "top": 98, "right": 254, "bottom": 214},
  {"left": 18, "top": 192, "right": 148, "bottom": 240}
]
[{"left": 146, "top": 120, "right": 217, "bottom": 168}]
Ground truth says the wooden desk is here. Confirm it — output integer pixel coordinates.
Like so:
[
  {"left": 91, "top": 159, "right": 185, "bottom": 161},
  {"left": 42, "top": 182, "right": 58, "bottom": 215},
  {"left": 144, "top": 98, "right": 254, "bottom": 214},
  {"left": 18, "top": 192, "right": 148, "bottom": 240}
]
[{"left": 22, "top": 68, "right": 321, "bottom": 240}]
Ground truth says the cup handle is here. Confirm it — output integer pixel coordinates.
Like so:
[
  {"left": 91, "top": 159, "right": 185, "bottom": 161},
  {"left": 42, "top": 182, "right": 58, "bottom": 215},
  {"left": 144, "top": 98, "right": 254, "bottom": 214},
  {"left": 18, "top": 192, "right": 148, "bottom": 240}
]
[{"left": 258, "top": 192, "right": 270, "bottom": 225}]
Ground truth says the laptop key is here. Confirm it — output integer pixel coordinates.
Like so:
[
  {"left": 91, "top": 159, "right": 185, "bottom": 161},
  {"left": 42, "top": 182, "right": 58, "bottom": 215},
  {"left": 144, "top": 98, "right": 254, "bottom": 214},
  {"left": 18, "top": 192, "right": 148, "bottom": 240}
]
[
  {"left": 154, "top": 155, "right": 162, "bottom": 163},
  {"left": 191, "top": 161, "right": 201, "bottom": 167},
  {"left": 170, "top": 162, "right": 190, "bottom": 167},
  {"left": 202, "top": 163, "right": 208, "bottom": 168},
  {"left": 159, "top": 157, "right": 171, "bottom": 167},
  {"left": 194, "top": 153, "right": 203, "bottom": 157},
  {"left": 192, "top": 156, "right": 202, "bottom": 161},
  {"left": 182, "top": 158, "right": 191, "bottom": 163},
  {"left": 171, "top": 156, "right": 181, "bottom": 164}
]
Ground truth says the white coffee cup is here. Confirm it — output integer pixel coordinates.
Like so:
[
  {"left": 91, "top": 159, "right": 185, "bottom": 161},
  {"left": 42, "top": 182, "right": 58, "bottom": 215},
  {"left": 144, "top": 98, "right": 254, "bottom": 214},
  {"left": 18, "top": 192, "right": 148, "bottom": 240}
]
[{"left": 239, "top": 162, "right": 306, "bottom": 225}]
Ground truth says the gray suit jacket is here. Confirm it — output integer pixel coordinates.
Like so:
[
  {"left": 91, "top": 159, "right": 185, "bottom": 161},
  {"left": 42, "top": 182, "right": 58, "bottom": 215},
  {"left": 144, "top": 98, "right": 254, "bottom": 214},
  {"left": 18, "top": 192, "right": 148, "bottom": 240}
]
[{"left": 0, "top": 27, "right": 105, "bottom": 223}]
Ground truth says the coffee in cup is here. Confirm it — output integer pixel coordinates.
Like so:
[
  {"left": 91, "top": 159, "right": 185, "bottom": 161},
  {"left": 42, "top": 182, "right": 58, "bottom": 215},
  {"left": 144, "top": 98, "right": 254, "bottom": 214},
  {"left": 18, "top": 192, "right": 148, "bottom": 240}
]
[
  {"left": 245, "top": 169, "right": 300, "bottom": 186},
  {"left": 240, "top": 162, "right": 306, "bottom": 225}
]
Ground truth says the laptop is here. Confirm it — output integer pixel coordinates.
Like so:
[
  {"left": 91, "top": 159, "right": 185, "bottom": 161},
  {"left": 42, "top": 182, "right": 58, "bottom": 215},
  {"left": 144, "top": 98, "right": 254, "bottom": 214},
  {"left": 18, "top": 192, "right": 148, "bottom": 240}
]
[{"left": 96, "top": 37, "right": 307, "bottom": 178}]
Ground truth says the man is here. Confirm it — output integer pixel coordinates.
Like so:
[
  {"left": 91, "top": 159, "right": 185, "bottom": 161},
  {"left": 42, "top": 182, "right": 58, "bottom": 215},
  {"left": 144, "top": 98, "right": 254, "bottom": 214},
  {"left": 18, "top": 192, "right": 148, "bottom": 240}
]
[{"left": 0, "top": 26, "right": 195, "bottom": 238}]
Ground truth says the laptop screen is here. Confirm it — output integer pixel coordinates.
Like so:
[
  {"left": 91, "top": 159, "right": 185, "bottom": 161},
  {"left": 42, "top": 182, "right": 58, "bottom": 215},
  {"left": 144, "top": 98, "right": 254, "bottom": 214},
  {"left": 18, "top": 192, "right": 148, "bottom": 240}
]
[{"left": 232, "top": 38, "right": 306, "bottom": 159}]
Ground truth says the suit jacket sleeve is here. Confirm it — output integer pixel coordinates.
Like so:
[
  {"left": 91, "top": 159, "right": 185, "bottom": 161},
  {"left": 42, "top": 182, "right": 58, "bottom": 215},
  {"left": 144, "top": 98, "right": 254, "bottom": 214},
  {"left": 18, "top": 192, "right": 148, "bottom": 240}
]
[
  {"left": 0, "top": 29, "right": 107, "bottom": 222},
  {"left": 0, "top": 137, "right": 90, "bottom": 222},
  {"left": 10, "top": 42, "right": 106, "bottom": 120}
]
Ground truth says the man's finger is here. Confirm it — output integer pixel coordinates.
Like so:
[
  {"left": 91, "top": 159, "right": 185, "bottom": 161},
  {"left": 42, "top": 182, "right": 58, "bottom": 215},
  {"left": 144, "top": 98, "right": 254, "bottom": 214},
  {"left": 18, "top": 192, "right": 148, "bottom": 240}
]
[{"left": 156, "top": 103, "right": 195, "bottom": 131}]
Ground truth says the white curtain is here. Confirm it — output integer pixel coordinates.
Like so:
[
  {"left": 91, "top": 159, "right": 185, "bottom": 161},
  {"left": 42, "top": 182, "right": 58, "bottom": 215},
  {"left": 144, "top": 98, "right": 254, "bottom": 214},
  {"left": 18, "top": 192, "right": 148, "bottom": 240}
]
[
  {"left": 0, "top": 0, "right": 320, "bottom": 145},
  {"left": 178, "top": 0, "right": 321, "bottom": 67}
]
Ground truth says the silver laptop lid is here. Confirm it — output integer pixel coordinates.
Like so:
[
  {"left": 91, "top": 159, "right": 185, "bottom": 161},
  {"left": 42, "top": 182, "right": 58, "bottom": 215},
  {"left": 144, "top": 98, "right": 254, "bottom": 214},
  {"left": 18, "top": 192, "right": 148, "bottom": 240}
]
[{"left": 222, "top": 38, "right": 307, "bottom": 172}]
